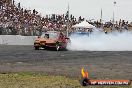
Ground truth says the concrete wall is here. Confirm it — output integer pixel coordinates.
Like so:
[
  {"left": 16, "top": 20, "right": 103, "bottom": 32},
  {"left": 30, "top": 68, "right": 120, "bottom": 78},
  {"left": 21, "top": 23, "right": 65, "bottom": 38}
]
[{"left": 0, "top": 35, "right": 36, "bottom": 45}]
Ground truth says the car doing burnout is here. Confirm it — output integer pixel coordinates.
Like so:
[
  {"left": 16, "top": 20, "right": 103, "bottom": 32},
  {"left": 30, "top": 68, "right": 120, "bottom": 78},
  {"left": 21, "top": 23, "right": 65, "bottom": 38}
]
[{"left": 34, "top": 31, "right": 70, "bottom": 51}]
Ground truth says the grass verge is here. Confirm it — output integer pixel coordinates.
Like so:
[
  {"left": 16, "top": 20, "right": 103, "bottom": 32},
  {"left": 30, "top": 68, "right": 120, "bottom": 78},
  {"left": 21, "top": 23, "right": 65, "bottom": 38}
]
[{"left": 0, "top": 72, "right": 131, "bottom": 88}]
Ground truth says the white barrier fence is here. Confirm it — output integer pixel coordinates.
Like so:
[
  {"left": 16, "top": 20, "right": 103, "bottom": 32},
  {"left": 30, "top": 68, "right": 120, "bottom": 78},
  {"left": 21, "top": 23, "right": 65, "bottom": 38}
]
[{"left": 0, "top": 35, "right": 36, "bottom": 45}]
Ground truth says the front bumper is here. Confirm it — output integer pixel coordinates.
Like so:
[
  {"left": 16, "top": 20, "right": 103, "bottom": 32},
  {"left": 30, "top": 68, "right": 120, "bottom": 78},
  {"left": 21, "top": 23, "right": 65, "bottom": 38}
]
[{"left": 34, "top": 43, "right": 45, "bottom": 47}]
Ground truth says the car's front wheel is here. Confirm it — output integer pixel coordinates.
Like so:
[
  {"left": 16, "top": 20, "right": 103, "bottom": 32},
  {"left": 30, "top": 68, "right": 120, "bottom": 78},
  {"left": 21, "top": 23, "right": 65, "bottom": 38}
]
[{"left": 34, "top": 46, "right": 39, "bottom": 50}]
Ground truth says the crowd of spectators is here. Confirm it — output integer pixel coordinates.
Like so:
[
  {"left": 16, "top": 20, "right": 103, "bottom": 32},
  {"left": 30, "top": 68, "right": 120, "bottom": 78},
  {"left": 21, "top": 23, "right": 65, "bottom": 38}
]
[
  {"left": 0, "top": 0, "right": 85, "bottom": 35},
  {"left": 91, "top": 19, "right": 132, "bottom": 33},
  {"left": 0, "top": 0, "right": 132, "bottom": 35}
]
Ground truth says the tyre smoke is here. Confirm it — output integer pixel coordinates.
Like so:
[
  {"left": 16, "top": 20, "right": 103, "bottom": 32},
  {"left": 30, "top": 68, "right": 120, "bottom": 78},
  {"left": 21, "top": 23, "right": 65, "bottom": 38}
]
[{"left": 67, "top": 30, "right": 132, "bottom": 51}]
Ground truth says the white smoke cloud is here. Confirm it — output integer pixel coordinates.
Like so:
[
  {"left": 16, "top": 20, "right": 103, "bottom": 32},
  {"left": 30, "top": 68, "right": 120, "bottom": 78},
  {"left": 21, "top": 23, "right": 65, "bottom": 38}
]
[{"left": 67, "top": 30, "right": 132, "bottom": 51}]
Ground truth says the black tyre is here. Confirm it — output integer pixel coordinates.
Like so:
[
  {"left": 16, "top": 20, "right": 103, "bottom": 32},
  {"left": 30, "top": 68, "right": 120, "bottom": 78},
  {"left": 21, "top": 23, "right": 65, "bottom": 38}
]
[
  {"left": 35, "top": 46, "right": 39, "bottom": 50},
  {"left": 56, "top": 45, "right": 60, "bottom": 51},
  {"left": 56, "top": 41, "right": 60, "bottom": 51}
]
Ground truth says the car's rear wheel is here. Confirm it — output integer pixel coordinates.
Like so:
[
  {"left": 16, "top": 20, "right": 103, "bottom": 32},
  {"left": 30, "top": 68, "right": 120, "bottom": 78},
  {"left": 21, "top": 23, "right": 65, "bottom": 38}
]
[
  {"left": 56, "top": 41, "right": 60, "bottom": 51},
  {"left": 56, "top": 45, "right": 60, "bottom": 51}
]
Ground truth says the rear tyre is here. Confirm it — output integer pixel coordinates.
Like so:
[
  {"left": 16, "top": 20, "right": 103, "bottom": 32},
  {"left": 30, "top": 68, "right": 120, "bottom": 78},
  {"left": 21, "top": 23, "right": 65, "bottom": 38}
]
[
  {"left": 56, "top": 45, "right": 60, "bottom": 51},
  {"left": 56, "top": 41, "right": 60, "bottom": 51}
]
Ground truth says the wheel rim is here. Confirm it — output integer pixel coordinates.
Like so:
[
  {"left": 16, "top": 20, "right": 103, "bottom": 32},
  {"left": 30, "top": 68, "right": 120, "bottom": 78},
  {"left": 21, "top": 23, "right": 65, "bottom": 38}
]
[{"left": 56, "top": 46, "right": 60, "bottom": 51}]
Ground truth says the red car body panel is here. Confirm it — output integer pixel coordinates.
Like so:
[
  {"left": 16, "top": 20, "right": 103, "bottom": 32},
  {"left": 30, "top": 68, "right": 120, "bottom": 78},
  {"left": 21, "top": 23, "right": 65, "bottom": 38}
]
[{"left": 34, "top": 31, "right": 69, "bottom": 50}]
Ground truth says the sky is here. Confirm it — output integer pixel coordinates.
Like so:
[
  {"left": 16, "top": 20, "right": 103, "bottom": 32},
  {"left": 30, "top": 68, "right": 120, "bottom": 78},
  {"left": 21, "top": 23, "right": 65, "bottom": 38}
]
[{"left": 15, "top": 0, "right": 132, "bottom": 22}]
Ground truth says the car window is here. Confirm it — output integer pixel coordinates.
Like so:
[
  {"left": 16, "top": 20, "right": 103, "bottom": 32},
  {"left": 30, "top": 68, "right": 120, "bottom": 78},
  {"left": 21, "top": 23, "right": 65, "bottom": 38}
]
[
  {"left": 48, "top": 32, "right": 58, "bottom": 39},
  {"left": 41, "top": 31, "right": 59, "bottom": 39}
]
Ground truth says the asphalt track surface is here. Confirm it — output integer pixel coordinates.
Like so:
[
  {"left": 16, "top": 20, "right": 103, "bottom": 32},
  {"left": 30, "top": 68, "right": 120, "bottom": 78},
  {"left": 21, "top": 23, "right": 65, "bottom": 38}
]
[{"left": 0, "top": 45, "right": 132, "bottom": 79}]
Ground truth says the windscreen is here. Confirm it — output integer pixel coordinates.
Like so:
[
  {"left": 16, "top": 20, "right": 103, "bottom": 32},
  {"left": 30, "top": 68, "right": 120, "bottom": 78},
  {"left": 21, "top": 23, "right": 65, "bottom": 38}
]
[{"left": 41, "top": 31, "right": 58, "bottom": 39}]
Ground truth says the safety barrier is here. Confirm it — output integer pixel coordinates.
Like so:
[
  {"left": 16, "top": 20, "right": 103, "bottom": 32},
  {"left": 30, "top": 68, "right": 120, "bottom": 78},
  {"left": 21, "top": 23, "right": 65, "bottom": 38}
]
[{"left": 0, "top": 35, "right": 36, "bottom": 45}]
